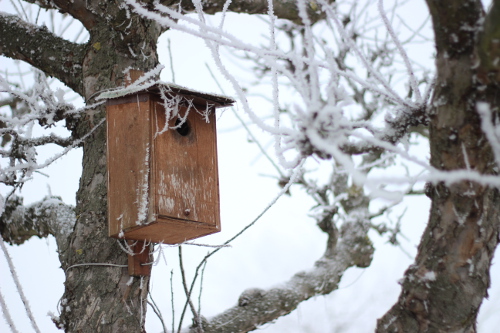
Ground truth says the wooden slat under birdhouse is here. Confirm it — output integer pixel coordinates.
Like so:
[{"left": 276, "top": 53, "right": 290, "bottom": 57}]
[
  {"left": 106, "top": 83, "right": 233, "bottom": 245},
  {"left": 127, "top": 240, "right": 153, "bottom": 276}
]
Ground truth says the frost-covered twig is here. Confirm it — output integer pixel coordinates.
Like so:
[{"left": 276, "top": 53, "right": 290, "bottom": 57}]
[
  {"left": 148, "top": 292, "right": 168, "bottom": 333},
  {"left": 177, "top": 246, "right": 200, "bottom": 333},
  {"left": 197, "top": 259, "right": 208, "bottom": 327},
  {"left": 178, "top": 160, "right": 305, "bottom": 331},
  {"left": 0, "top": 116, "right": 104, "bottom": 190},
  {"left": 377, "top": 0, "right": 422, "bottom": 102},
  {"left": 0, "top": 234, "right": 41, "bottom": 333},
  {"left": 0, "top": 69, "right": 100, "bottom": 196},
  {"left": 205, "top": 63, "right": 284, "bottom": 176},
  {"left": 0, "top": 285, "right": 19, "bottom": 333},
  {"left": 170, "top": 269, "right": 176, "bottom": 333},
  {"left": 319, "top": 0, "right": 414, "bottom": 109}
]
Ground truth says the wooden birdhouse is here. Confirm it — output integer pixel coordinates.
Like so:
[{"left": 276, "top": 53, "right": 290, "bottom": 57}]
[{"left": 106, "top": 81, "right": 234, "bottom": 252}]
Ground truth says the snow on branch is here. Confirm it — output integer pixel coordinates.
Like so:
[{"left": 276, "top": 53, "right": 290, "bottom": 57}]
[
  {"left": 0, "top": 283, "right": 19, "bottom": 333},
  {"left": 190, "top": 206, "right": 373, "bottom": 333},
  {"left": 0, "top": 195, "right": 75, "bottom": 246}
]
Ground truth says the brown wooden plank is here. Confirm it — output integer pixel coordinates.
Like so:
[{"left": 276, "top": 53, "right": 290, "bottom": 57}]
[
  {"left": 125, "top": 69, "right": 145, "bottom": 86},
  {"left": 122, "top": 218, "right": 219, "bottom": 244},
  {"left": 106, "top": 92, "right": 149, "bottom": 106},
  {"left": 107, "top": 96, "right": 153, "bottom": 238},
  {"left": 127, "top": 240, "right": 152, "bottom": 276},
  {"left": 151, "top": 102, "right": 220, "bottom": 228}
]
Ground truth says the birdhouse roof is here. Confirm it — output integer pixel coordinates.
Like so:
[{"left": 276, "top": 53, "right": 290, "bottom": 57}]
[
  {"left": 98, "top": 82, "right": 235, "bottom": 108},
  {"left": 149, "top": 83, "right": 235, "bottom": 108}
]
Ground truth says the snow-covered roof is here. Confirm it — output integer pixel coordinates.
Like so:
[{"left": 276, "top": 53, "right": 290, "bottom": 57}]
[{"left": 98, "top": 82, "right": 235, "bottom": 108}]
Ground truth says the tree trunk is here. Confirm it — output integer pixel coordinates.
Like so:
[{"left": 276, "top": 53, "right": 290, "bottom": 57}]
[
  {"left": 55, "top": 9, "right": 163, "bottom": 332},
  {"left": 377, "top": 54, "right": 500, "bottom": 333},
  {"left": 377, "top": 1, "right": 500, "bottom": 331}
]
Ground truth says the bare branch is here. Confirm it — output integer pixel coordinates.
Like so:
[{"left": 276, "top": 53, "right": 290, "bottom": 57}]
[
  {"left": 19, "top": 133, "right": 73, "bottom": 148},
  {"left": 0, "top": 234, "right": 42, "bottom": 333},
  {"left": 20, "top": 0, "right": 98, "bottom": 29},
  {"left": 0, "top": 12, "right": 86, "bottom": 95},
  {"left": 178, "top": 246, "right": 200, "bottom": 332}
]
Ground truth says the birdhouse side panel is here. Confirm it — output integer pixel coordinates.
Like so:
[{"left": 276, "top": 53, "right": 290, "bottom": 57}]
[
  {"left": 107, "top": 95, "right": 154, "bottom": 238},
  {"left": 151, "top": 103, "right": 220, "bottom": 228}
]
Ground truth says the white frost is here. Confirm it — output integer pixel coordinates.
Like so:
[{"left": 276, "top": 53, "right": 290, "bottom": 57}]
[
  {"left": 135, "top": 144, "right": 150, "bottom": 225},
  {"left": 422, "top": 271, "right": 436, "bottom": 281}
]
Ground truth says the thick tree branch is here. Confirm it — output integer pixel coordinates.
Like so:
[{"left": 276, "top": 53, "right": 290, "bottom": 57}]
[
  {"left": 0, "top": 12, "right": 86, "bottom": 95},
  {"left": 20, "top": 0, "right": 97, "bottom": 29},
  {"left": 0, "top": 195, "right": 75, "bottom": 247},
  {"left": 191, "top": 209, "right": 373, "bottom": 333},
  {"left": 158, "top": 0, "right": 330, "bottom": 24}
]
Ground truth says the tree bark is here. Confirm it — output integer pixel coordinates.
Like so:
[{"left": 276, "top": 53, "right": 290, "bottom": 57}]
[
  {"left": 20, "top": 0, "right": 98, "bottom": 29},
  {"left": 377, "top": 1, "right": 500, "bottom": 332}
]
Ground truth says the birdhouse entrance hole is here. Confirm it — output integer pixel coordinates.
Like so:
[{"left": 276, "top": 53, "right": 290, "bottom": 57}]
[
  {"left": 106, "top": 83, "right": 234, "bottom": 248},
  {"left": 175, "top": 119, "right": 191, "bottom": 136}
]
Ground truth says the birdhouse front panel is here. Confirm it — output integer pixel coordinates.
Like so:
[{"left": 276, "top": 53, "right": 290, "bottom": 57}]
[
  {"left": 106, "top": 84, "right": 233, "bottom": 244},
  {"left": 152, "top": 103, "right": 220, "bottom": 226}
]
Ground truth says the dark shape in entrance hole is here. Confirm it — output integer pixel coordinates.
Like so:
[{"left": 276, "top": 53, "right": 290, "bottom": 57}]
[{"left": 175, "top": 118, "right": 191, "bottom": 136}]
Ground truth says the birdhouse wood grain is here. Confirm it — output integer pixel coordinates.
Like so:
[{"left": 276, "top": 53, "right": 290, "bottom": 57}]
[{"left": 106, "top": 83, "right": 234, "bottom": 245}]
